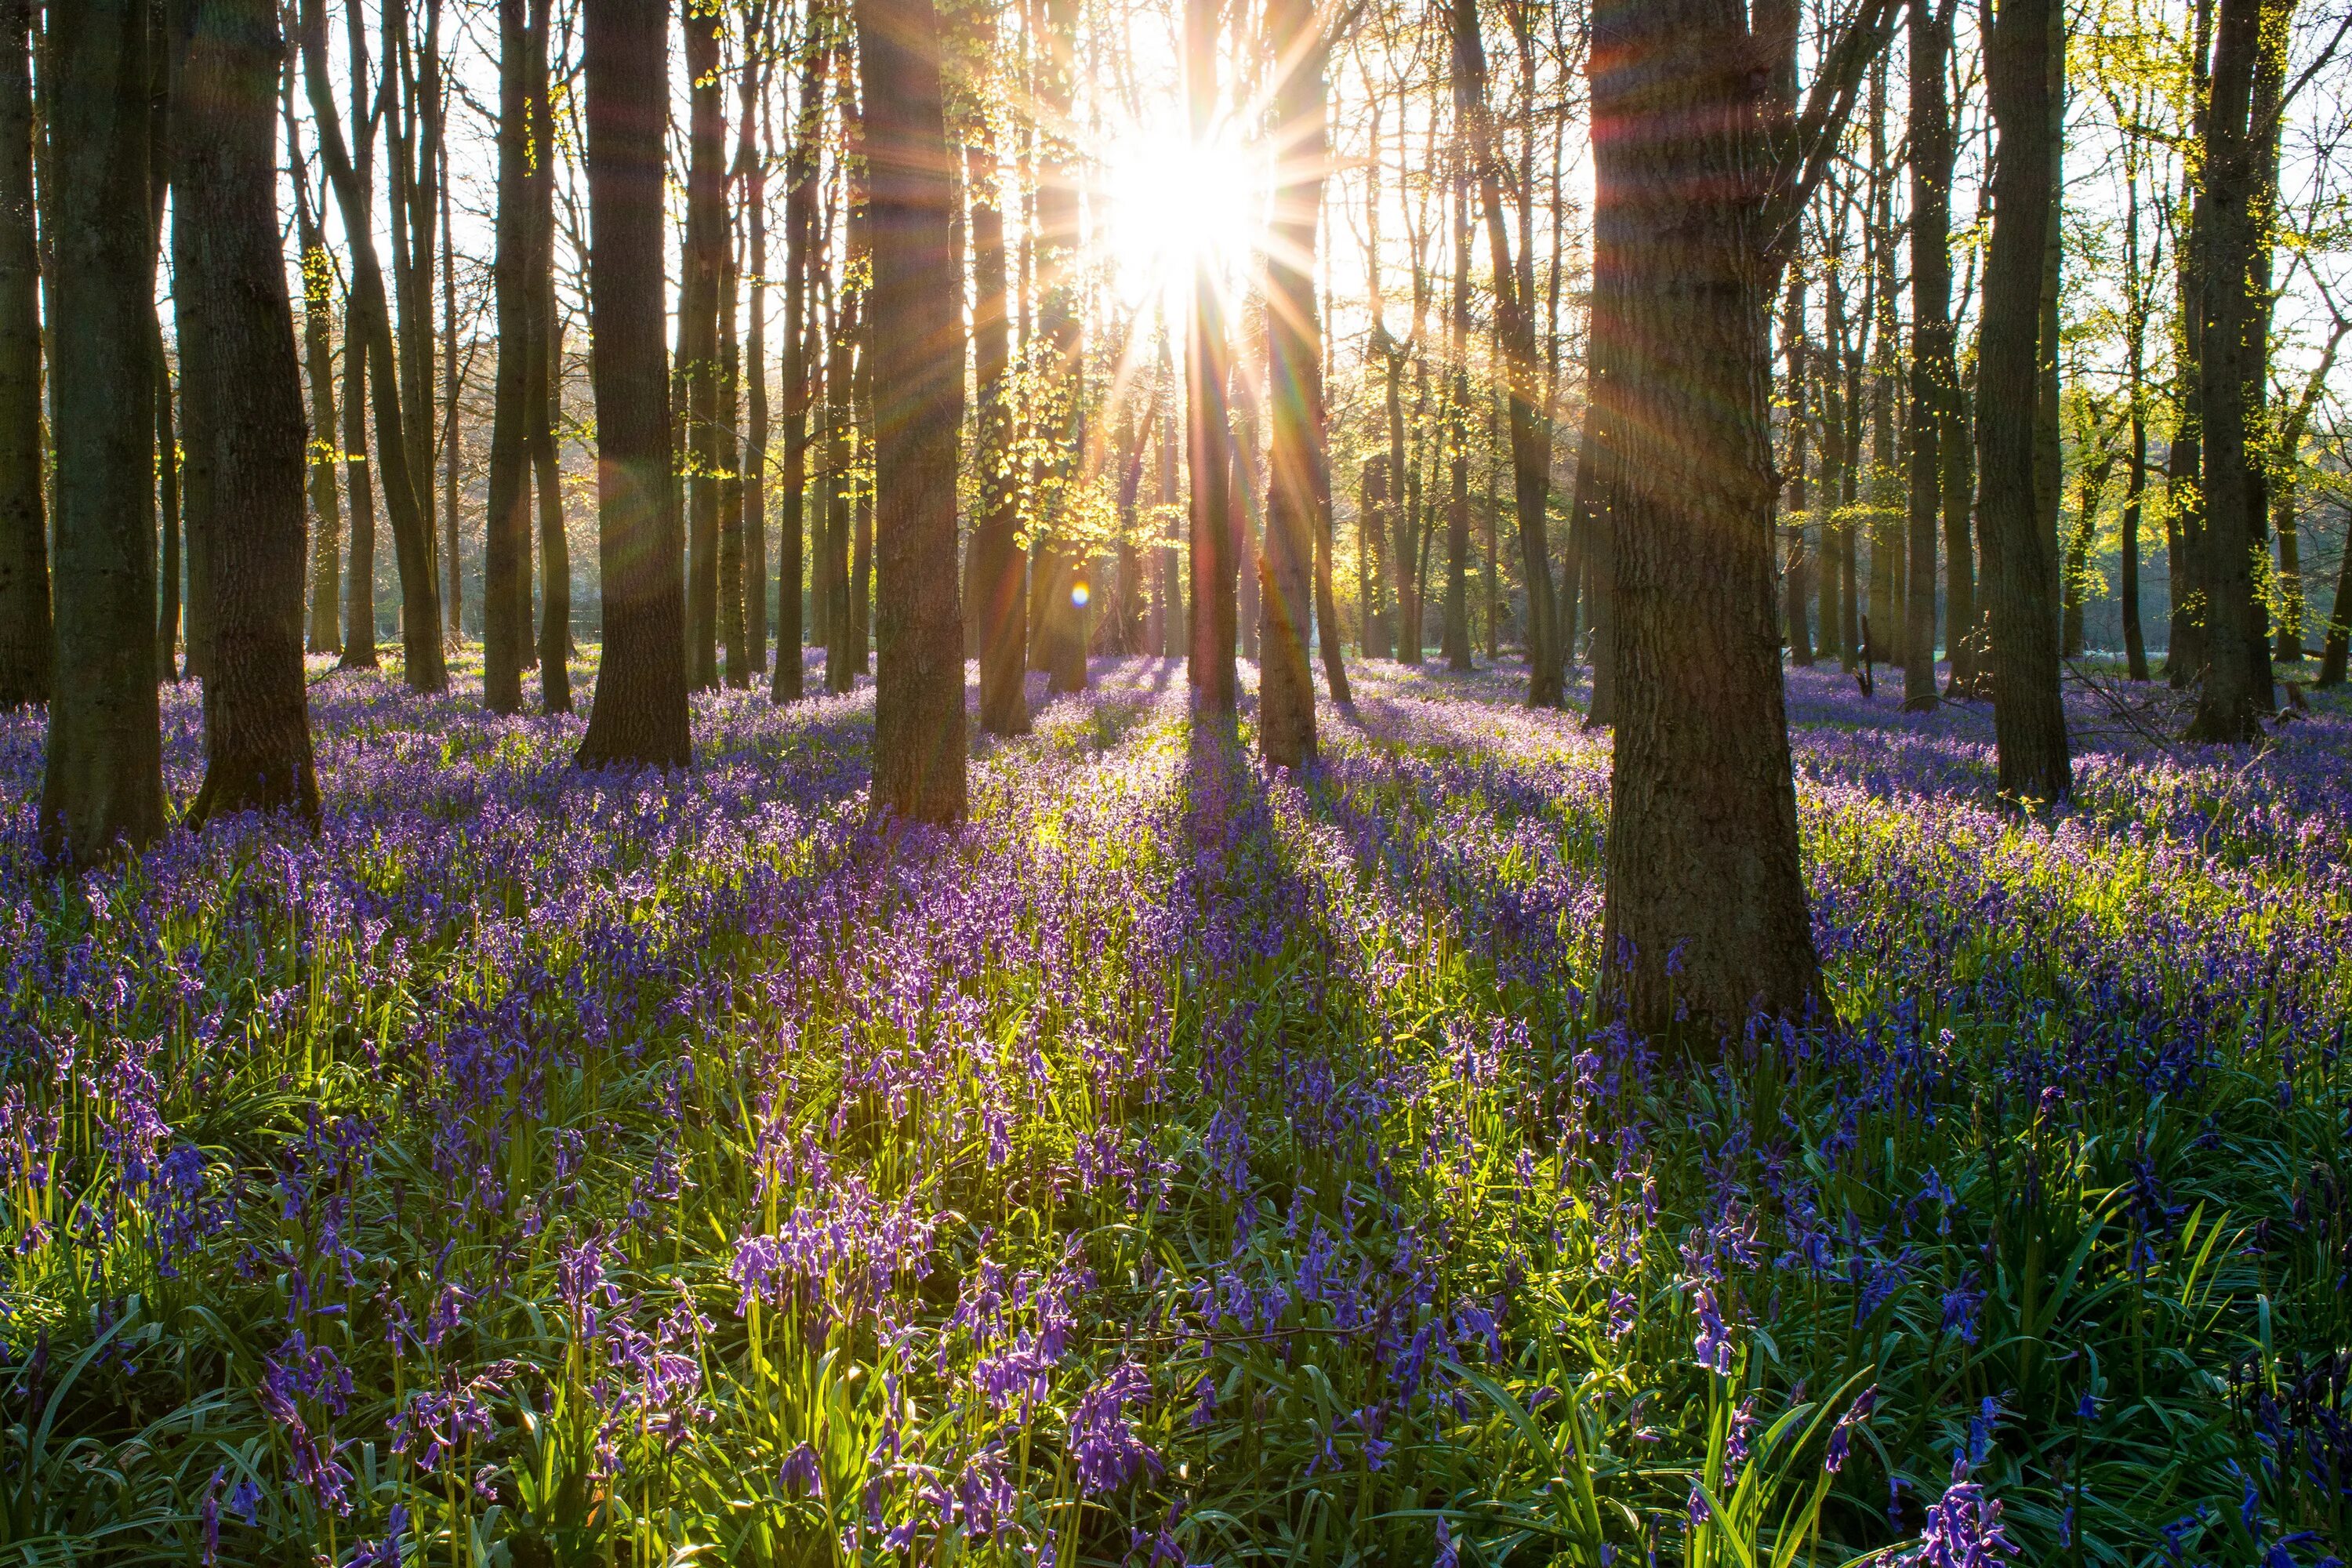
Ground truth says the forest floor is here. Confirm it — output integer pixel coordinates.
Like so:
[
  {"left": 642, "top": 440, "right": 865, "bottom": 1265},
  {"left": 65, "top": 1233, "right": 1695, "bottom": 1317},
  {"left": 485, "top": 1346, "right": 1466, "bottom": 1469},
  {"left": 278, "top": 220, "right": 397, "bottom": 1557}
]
[{"left": 2, "top": 650, "right": 2349, "bottom": 1567}]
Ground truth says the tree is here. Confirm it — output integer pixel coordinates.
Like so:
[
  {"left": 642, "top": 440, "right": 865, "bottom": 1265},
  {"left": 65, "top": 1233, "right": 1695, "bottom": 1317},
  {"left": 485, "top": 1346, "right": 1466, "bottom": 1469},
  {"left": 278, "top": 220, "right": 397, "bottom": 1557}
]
[
  {"left": 769, "top": 9, "right": 829, "bottom": 705},
  {"left": 485, "top": 0, "right": 538, "bottom": 714},
  {"left": 1258, "top": 0, "right": 1323, "bottom": 769},
  {"left": 1904, "top": 0, "right": 1954, "bottom": 712},
  {"left": 0, "top": 0, "right": 45, "bottom": 711},
  {"left": 1185, "top": 0, "right": 1235, "bottom": 713},
  {"left": 285, "top": 64, "right": 343, "bottom": 661},
  {"left": 40, "top": 0, "right": 167, "bottom": 862},
  {"left": 299, "top": 0, "right": 446, "bottom": 691},
  {"left": 683, "top": 0, "right": 725, "bottom": 691},
  {"left": 175, "top": 0, "right": 319, "bottom": 826},
  {"left": 738, "top": 0, "right": 772, "bottom": 678},
  {"left": 1033, "top": 0, "right": 1087, "bottom": 697},
  {"left": 1452, "top": 0, "right": 1562, "bottom": 706},
  {"left": 1592, "top": 0, "right": 1891, "bottom": 1036},
  {"left": 524, "top": 0, "right": 568, "bottom": 710},
  {"left": 1977, "top": 0, "right": 2071, "bottom": 804},
  {"left": 969, "top": 6, "right": 1027, "bottom": 735},
  {"left": 2184, "top": 0, "right": 2288, "bottom": 742},
  {"left": 575, "top": 0, "right": 691, "bottom": 769},
  {"left": 853, "top": 0, "right": 965, "bottom": 822}
]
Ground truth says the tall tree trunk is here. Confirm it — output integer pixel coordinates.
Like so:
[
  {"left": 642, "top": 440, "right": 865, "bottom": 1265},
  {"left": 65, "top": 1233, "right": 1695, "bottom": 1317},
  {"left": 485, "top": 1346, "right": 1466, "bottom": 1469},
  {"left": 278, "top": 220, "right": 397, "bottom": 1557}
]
[
  {"left": 1571, "top": 26, "right": 1621, "bottom": 719},
  {"left": 176, "top": 0, "right": 318, "bottom": 826},
  {"left": 300, "top": 0, "right": 444, "bottom": 690},
  {"left": 848, "top": 318, "right": 870, "bottom": 675},
  {"left": 1904, "top": 0, "right": 1952, "bottom": 710},
  {"left": 531, "top": 67, "right": 570, "bottom": 717},
  {"left": 158, "top": 324, "right": 184, "bottom": 681},
  {"left": 2166, "top": 0, "right": 2213, "bottom": 688},
  {"left": 1943, "top": 359, "right": 1977, "bottom": 692},
  {"left": 341, "top": 301, "right": 379, "bottom": 666},
  {"left": 2031, "top": 4, "right": 2062, "bottom": 648},
  {"left": 854, "top": 0, "right": 964, "bottom": 820},
  {"left": 2120, "top": 134, "right": 2150, "bottom": 681},
  {"left": 1442, "top": 162, "right": 1472, "bottom": 673},
  {"left": 1231, "top": 337, "right": 1261, "bottom": 663},
  {"left": 1454, "top": 0, "right": 1559, "bottom": 705},
  {"left": 485, "top": 0, "right": 534, "bottom": 713},
  {"left": 1978, "top": 0, "right": 2071, "bottom": 802},
  {"left": 683, "top": 0, "right": 724, "bottom": 690},
  {"left": 1259, "top": 0, "right": 1322, "bottom": 767},
  {"left": 1782, "top": 263, "right": 1813, "bottom": 666},
  {"left": 289, "top": 72, "right": 342, "bottom": 659},
  {"left": 1185, "top": 0, "right": 1234, "bottom": 712},
  {"left": 2183, "top": 0, "right": 2278, "bottom": 742},
  {"left": 163, "top": 17, "right": 212, "bottom": 685},
  {"left": 968, "top": 65, "right": 1026, "bottom": 731},
  {"left": 575, "top": 0, "right": 690, "bottom": 768},
  {"left": 822, "top": 281, "right": 857, "bottom": 693},
  {"left": 1593, "top": 0, "right": 1824, "bottom": 1035},
  {"left": 1358, "top": 456, "right": 1388, "bottom": 659},
  {"left": 1033, "top": 0, "right": 1086, "bottom": 695},
  {"left": 1866, "top": 60, "right": 1902, "bottom": 663},
  {"left": 740, "top": 6, "right": 770, "bottom": 677},
  {"left": 1821, "top": 243, "right": 1852, "bottom": 670},
  {"left": 387, "top": 0, "right": 445, "bottom": 652},
  {"left": 0, "top": 0, "right": 45, "bottom": 710},
  {"left": 41, "top": 0, "right": 166, "bottom": 861},
  {"left": 721, "top": 204, "right": 749, "bottom": 686},
  {"left": 769, "top": 14, "right": 828, "bottom": 703},
  {"left": 441, "top": 131, "right": 460, "bottom": 644}
]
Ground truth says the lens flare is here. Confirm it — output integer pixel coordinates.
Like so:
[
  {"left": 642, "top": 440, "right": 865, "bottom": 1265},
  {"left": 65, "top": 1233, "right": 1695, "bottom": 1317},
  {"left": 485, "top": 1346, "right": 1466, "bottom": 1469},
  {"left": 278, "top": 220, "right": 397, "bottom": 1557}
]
[{"left": 1070, "top": 583, "right": 1091, "bottom": 609}]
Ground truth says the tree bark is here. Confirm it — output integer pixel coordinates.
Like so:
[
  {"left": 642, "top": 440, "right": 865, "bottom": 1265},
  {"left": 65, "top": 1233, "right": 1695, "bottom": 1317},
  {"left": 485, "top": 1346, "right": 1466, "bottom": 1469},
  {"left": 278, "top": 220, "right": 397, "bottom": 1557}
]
[
  {"left": 1185, "top": 0, "right": 1234, "bottom": 713},
  {"left": 721, "top": 198, "right": 749, "bottom": 687},
  {"left": 484, "top": 0, "right": 534, "bottom": 713},
  {"left": 41, "top": 0, "right": 167, "bottom": 862},
  {"left": 340, "top": 301, "right": 379, "bottom": 666},
  {"left": 1782, "top": 264, "right": 1813, "bottom": 666},
  {"left": 768, "top": 15, "right": 828, "bottom": 703},
  {"left": 2166, "top": 0, "right": 2213, "bottom": 688},
  {"left": 1258, "top": 0, "right": 1322, "bottom": 768},
  {"left": 821, "top": 277, "right": 857, "bottom": 694},
  {"left": 1031, "top": 0, "right": 1087, "bottom": 696},
  {"left": 289, "top": 71, "right": 343, "bottom": 660},
  {"left": 1593, "top": 0, "right": 1825, "bottom": 1036},
  {"left": 175, "top": 0, "right": 319, "bottom": 827},
  {"left": 1903, "top": 0, "right": 1951, "bottom": 710},
  {"left": 854, "top": 0, "right": 964, "bottom": 822},
  {"left": 2120, "top": 129, "right": 2150, "bottom": 681},
  {"left": 682, "top": 0, "right": 724, "bottom": 690},
  {"left": 1820, "top": 236, "right": 1852, "bottom": 670},
  {"left": 2183, "top": 0, "right": 2274, "bottom": 742},
  {"left": 1978, "top": 0, "right": 2071, "bottom": 802},
  {"left": 967, "top": 62, "right": 1027, "bottom": 732},
  {"left": 575, "top": 0, "right": 691, "bottom": 768},
  {"left": 531, "top": 92, "right": 570, "bottom": 715},
  {"left": 387, "top": 0, "right": 445, "bottom": 655},
  {"left": 1452, "top": 0, "right": 1560, "bottom": 706},
  {"left": 0, "top": 0, "right": 45, "bottom": 710},
  {"left": 740, "top": 5, "right": 770, "bottom": 677},
  {"left": 1442, "top": 163, "right": 1473, "bottom": 673},
  {"left": 299, "top": 0, "right": 444, "bottom": 690}
]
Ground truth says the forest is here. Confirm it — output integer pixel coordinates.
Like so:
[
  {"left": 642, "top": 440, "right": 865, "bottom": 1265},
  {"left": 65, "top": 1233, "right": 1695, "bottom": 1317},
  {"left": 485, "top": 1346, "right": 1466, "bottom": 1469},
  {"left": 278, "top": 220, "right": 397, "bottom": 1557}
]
[{"left": 3, "top": 0, "right": 2352, "bottom": 1562}]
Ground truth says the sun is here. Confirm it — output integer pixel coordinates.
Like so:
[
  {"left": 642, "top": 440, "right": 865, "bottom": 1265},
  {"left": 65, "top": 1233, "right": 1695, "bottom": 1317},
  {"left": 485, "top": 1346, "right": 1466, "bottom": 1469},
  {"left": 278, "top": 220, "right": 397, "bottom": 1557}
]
[{"left": 1095, "top": 117, "right": 1264, "bottom": 311}]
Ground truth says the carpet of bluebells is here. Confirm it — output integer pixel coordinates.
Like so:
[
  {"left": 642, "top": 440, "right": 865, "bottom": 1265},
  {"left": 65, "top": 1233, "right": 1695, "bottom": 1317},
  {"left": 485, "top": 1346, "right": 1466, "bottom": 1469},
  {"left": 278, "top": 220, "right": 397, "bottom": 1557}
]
[{"left": 4, "top": 649, "right": 2352, "bottom": 1568}]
